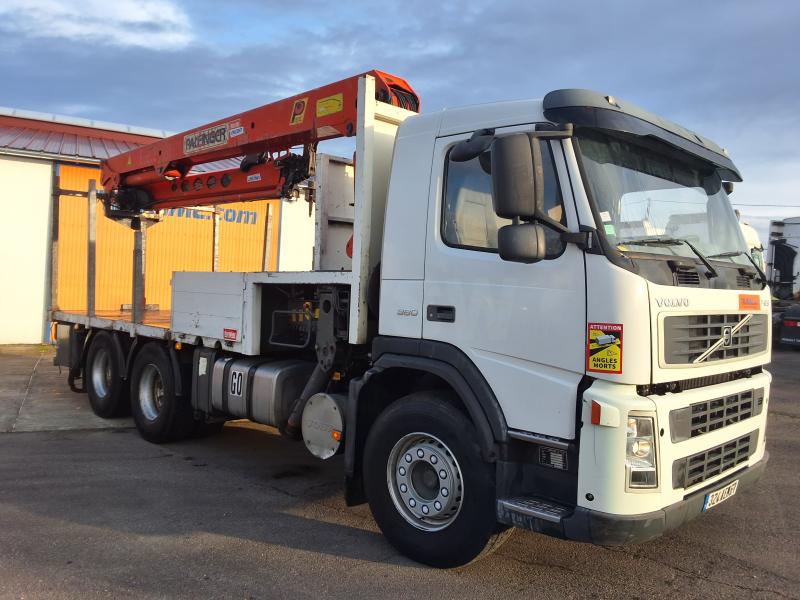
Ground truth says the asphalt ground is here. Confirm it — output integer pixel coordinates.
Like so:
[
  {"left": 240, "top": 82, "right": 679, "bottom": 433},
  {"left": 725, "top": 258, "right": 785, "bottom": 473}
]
[{"left": 0, "top": 344, "right": 798, "bottom": 599}]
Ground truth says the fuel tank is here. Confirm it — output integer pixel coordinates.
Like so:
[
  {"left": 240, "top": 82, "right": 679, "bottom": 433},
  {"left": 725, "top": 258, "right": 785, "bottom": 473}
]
[{"left": 206, "top": 356, "right": 315, "bottom": 427}]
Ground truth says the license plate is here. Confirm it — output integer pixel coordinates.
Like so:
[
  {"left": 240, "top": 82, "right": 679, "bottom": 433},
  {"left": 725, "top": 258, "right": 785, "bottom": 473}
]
[{"left": 702, "top": 480, "right": 739, "bottom": 511}]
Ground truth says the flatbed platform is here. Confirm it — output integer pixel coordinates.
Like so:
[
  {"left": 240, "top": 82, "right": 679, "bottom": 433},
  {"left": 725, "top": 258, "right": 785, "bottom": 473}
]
[
  {"left": 52, "top": 309, "right": 172, "bottom": 340},
  {"left": 52, "top": 270, "right": 359, "bottom": 353}
]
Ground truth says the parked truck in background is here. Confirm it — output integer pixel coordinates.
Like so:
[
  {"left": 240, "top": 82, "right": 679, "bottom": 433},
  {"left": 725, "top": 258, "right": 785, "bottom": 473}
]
[
  {"left": 52, "top": 72, "right": 771, "bottom": 567},
  {"left": 767, "top": 217, "right": 800, "bottom": 347}
]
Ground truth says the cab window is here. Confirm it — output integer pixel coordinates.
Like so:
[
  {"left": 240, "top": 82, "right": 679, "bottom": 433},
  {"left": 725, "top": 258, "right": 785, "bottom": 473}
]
[{"left": 442, "top": 140, "right": 565, "bottom": 257}]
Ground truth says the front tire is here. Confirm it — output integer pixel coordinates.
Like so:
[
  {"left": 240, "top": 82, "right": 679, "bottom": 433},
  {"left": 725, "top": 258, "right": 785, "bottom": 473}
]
[
  {"left": 130, "top": 343, "right": 194, "bottom": 443},
  {"left": 363, "top": 392, "right": 511, "bottom": 568},
  {"left": 85, "top": 331, "right": 129, "bottom": 418}
]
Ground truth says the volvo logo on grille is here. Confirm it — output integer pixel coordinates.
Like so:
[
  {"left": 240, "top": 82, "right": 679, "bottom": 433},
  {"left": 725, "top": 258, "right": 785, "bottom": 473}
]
[
  {"left": 722, "top": 326, "right": 733, "bottom": 347},
  {"left": 693, "top": 315, "right": 752, "bottom": 363}
]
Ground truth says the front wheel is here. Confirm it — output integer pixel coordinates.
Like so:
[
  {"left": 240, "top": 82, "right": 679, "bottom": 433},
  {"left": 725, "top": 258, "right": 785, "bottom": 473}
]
[{"left": 363, "top": 392, "right": 512, "bottom": 568}]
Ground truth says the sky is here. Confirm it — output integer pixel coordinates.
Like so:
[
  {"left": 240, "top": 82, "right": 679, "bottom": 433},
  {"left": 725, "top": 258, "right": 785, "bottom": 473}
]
[{"left": 1, "top": 0, "right": 798, "bottom": 243}]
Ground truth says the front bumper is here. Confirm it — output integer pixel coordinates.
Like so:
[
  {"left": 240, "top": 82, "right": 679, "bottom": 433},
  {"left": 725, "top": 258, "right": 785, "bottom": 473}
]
[{"left": 561, "top": 452, "right": 768, "bottom": 545}]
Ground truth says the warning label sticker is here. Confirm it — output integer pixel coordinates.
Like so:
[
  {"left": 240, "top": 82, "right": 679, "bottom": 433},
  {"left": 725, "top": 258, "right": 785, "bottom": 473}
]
[
  {"left": 290, "top": 97, "right": 308, "bottom": 125},
  {"left": 316, "top": 92, "right": 343, "bottom": 117},
  {"left": 738, "top": 294, "right": 759, "bottom": 311},
  {"left": 587, "top": 323, "right": 623, "bottom": 374}
]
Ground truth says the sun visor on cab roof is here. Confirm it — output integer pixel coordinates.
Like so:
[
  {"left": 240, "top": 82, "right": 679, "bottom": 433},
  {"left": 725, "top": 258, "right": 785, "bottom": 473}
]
[{"left": 542, "top": 89, "right": 742, "bottom": 182}]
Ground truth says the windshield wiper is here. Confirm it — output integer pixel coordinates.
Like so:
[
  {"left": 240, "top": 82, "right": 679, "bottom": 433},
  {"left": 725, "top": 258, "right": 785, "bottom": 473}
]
[
  {"left": 708, "top": 250, "right": 767, "bottom": 283},
  {"left": 619, "top": 237, "right": 718, "bottom": 278}
]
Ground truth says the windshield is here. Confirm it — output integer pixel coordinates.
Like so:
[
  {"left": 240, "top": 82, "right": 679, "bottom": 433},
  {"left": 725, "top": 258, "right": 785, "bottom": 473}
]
[{"left": 575, "top": 129, "right": 749, "bottom": 266}]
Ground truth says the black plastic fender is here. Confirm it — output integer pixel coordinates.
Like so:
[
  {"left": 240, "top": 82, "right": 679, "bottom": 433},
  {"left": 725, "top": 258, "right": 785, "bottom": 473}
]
[{"left": 345, "top": 337, "right": 508, "bottom": 485}]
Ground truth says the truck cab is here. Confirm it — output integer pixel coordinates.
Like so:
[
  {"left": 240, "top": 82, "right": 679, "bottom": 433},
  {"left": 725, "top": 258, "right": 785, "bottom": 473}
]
[{"left": 368, "top": 89, "right": 769, "bottom": 555}]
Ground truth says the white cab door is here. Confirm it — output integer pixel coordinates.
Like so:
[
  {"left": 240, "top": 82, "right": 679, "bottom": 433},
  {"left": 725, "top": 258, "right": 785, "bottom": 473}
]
[{"left": 422, "top": 129, "right": 586, "bottom": 439}]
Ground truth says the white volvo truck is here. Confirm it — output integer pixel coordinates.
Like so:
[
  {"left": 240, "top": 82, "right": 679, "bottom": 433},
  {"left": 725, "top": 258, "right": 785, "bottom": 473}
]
[{"left": 52, "top": 72, "right": 771, "bottom": 567}]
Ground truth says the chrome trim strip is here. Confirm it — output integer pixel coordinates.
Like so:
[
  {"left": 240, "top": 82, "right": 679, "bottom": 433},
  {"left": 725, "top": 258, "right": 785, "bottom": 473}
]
[{"left": 508, "top": 429, "right": 570, "bottom": 450}]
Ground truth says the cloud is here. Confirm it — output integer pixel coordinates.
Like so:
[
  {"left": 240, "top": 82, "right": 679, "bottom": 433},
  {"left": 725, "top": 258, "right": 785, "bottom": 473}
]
[
  {"left": 1, "top": 0, "right": 799, "bottom": 250},
  {"left": 0, "top": 0, "right": 193, "bottom": 50}
]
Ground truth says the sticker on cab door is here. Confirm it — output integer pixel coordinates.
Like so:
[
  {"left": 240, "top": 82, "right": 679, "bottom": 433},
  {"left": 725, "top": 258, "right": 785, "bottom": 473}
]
[{"left": 587, "top": 323, "right": 623, "bottom": 374}]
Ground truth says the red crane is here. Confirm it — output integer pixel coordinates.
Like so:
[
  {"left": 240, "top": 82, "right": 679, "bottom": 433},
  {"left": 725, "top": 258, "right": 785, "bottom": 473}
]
[{"left": 100, "top": 70, "right": 418, "bottom": 216}]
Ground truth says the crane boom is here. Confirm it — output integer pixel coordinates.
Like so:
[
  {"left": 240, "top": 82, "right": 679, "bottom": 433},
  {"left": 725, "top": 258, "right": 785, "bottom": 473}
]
[{"left": 100, "top": 70, "right": 418, "bottom": 215}]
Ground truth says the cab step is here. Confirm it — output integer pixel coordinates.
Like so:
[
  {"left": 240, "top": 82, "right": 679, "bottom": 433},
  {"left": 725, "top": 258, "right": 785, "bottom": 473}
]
[{"left": 497, "top": 497, "right": 573, "bottom": 532}]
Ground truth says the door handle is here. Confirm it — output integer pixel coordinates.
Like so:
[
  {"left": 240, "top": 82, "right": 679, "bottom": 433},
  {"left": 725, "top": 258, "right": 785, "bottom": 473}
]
[{"left": 427, "top": 305, "right": 456, "bottom": 323}]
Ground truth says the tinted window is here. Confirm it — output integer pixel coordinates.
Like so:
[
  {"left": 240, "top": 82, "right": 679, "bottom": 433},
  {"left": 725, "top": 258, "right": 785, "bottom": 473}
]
[{"left": 442, "top": 140, "right": 565, "bottom": 257}]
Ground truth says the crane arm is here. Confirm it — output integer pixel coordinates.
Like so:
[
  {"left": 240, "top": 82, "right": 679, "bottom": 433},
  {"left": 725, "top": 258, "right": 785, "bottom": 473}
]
[{"left": 100, "top": 70, "right": 418, "bottom": 214}]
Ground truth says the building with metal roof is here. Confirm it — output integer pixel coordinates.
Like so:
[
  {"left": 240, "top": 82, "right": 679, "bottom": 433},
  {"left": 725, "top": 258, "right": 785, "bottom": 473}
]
[
  {"left": 0, "top": 107, "right": 314, "bottom": 345},
  {"left": 0, "top": 106, "right": 238, "bottom": 171},
  {"left": 0, "top": 106, "right": 166, "bottom": 344},
  {"left": 0, "top": 105, "right": 166, "bottom": 164}
]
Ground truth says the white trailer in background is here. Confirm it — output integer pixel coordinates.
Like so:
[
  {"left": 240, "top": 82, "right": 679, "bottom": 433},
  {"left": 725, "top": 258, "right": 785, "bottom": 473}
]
[
  {"left": 52, "top": 73, "right": 771, "bottom": 567},
  {"left": 740, "top": 221, "right": 765, "bottom": 271}
]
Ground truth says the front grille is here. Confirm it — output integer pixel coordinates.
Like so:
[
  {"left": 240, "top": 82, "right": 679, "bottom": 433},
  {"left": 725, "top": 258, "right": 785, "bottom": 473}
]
[
  {"left": 664, "top": 313, "right": 768, "bottom": 364},
  {"left": 670, "top": 388, "right": 764, "bottom": 442},
  {"left": 672, "top": 431, "right": 757, "bottom": 489}
]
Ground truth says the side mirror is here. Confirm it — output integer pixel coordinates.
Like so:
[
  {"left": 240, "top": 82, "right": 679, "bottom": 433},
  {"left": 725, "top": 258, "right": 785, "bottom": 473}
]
[
  {"left": 498, "top": 223, "right": 546, "bottom": 263},
  {"left": 490, "top": 134, "right": 543, "bottom": 219},
  {"left": 723, "top": 181, "right": 734, "bottom": 195}
]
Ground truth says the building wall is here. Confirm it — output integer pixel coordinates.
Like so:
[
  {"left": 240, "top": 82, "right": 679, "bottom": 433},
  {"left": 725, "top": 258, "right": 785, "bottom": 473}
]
[
  {"left": 56, "top": 164, "right": 134, "bottom": 312},
  {"left": 55, "top": 165, "right": 285, "bottom": 313},
  {"left": 216, "top": 200, "right": 280, "bottom": 272},
  {"left": 0, "top": 156, "right": 52, "bottom": 343},
  {"left": 0, "top": 157, "right": 314, "bottom": 344}
]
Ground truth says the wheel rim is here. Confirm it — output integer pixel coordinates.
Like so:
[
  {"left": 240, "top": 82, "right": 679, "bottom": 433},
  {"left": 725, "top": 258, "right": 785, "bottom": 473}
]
[
  {"left": 90, "top": 348, "right": 112, "bottom": 398},
  {"left": 139, "top": 364, "right": 165, "bottom": 422},
  {"left": 387, "top": 432, "right": 464, "bottom": 531}
]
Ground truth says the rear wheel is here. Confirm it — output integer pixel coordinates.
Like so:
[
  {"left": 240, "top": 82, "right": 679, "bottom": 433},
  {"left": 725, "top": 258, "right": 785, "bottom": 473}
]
[
  {"left": 130, "top": 343, "right": 194, "bottom": 443},
  {"left": 85, "top": 332, "right": 129, "bottom": 418},
  {"left": 363, "top": 392, "right": 512, "bottom": 568}
]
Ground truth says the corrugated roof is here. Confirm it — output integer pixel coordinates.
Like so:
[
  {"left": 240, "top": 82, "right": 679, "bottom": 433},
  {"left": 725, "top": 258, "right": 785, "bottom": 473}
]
[
  {"left": 0, "top": 107, "right": 166, "bottom": 163},
  {"left": 0, "top": 107, "right": 278, "bottom": 177},
  {"left": 0, "top": 106, "right": 170, "bottom": 138}
]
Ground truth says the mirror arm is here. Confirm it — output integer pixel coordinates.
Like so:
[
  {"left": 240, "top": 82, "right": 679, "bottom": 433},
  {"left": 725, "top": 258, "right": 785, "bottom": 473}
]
[
  {"left": 451, "top": 128, "right": 496, "bottom": 162},
  {"left": 560, "top": 225, "right": 600, "bottom": 252},
  {"left": 535, "top": 214, "right": 568, "bottom": 232}
]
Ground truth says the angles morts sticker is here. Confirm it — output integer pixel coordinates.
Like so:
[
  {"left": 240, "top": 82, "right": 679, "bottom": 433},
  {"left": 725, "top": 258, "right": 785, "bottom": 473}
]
[
  {"left": 587, "top": 323, "right": 623, "bottom": 374},
  {"left": 184, "top": 123, "right": 229, "bottom": 154}
]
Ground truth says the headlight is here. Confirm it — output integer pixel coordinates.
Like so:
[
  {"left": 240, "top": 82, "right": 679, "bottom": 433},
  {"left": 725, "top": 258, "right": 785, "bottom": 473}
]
[{"left": 626, "top": 415, "right": 658, "bottom": 489}]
